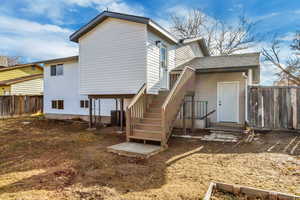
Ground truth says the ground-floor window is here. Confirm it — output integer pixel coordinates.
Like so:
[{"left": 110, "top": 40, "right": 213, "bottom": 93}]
[
  {"left": 52, "top": 100, "right": 64, "bottom": 109},
  {"left": 80, "top": 100, "right": 89, "bottom": 108}
]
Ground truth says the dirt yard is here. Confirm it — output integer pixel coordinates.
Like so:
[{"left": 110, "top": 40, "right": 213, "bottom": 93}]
[{"left": 0, "top": 117, "right": 299, "bottom": 200}]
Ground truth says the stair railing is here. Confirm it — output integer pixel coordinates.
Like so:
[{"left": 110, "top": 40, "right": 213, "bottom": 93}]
[
  {"left": 126, "top": 83, "right": 147, "bottom": 140},
  {"left": 161, "top": 67, "right": 196, "bottom": 146}
]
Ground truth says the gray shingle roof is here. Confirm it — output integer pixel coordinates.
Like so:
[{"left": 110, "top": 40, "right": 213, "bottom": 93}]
[{"left": 173, "top": 52, "right": 260, "bottom": 71}]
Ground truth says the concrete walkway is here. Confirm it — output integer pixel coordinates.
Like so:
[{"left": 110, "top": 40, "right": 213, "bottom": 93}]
[{"left": 107, "top": 142, "right": 163, "bottom": 158}]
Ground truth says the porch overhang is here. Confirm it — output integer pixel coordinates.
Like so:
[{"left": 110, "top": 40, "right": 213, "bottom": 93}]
[
  {"left": 195, "top": 65, "right": 258, "bottom": 74},
  {"left": 171, "top": 65, "right": 257, "bottom": 74}
]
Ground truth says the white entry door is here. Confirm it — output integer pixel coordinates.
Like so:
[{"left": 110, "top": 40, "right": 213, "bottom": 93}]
[{"left": 217, "top": 82, "right": 239, "bottom": 122}]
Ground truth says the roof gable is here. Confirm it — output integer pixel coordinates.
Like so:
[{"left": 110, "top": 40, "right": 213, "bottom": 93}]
[
  {"left": 0, "top": 64, "right": 43, "bottom": 82},
  {"left": 0, "top": 64, "right": 43, "bottom": 72},
  {"left": 70, "top": 11, "right": 178, "bottom": 44},
  {"left": 0, "top": 74, "right": 43, "bottom": 86}
]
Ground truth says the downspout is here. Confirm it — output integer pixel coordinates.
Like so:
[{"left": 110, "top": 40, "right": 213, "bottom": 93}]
[{"left": 243, "top": 72, "right": 248, "bottom": 123}]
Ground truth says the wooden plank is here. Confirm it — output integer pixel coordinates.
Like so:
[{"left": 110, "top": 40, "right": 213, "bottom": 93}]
[
  {"left": 214, "top": 182, "right": 299, "bottom": 200},
  {"left": 274, "top": 88, "right": 280, "bottom": 129},
  {"left": 257, "top": 87, "right": 262, "bottom": 128},
  {"left": 203, "top": 182, "right": 216, "bottom": 200},
  {"left": 286, "top": 88, "right": 293, "bottom": 129},
  {"left": 262, "top": 88, "right": 270, "bottom": 128},
  {"left": 269, "top": 88, "right": 275, "bottom": 129},
  {"left": 251, "top": 87, "right": 258, "bottom": 127}
]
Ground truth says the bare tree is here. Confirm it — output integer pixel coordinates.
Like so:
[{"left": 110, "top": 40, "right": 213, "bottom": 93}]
[
  {"left": 262, "top": 35, "right": 300, "bottom": 85},
  {"left": 214, "top": 16, "right": 258, "bottom": 55},
  {"left": 291, "top": 31, "right": 300, "bottom": 52},
  {"left": 7, "top": 56, "right": 22, "bottom": 66},
  {"left": 171, "top": 9, "right": 206, "bottom": 38},
  {"left": 171, "top": 9, "right": 259, "bottom": 55}
]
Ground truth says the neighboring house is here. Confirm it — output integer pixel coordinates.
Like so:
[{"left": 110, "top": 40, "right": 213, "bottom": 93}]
[
  {"left": 0, "top": 64, "right": 43, "bottom": 95},
  {"left": 40, "top": 11, "right": 260, "bottom": 146}
]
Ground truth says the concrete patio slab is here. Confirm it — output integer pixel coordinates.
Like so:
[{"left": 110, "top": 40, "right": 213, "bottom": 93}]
[{"left": 107, "top": 142, "right": 163, "bottom": 158}]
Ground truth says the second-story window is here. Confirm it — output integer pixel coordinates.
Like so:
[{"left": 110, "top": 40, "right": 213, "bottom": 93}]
[{"left": 50, "top": 64, "right": 63, "bottom": 76}]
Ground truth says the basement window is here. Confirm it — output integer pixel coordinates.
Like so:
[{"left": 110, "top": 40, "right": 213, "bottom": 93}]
[
  {"left": 80, "top": 100, "right": 89, "bottom": 108},
  {"left": 50, "top": 64, "right": 63, "bottom": 76},
  {"left": 51, "top": 100, "right": 64, "bottom": 109}
]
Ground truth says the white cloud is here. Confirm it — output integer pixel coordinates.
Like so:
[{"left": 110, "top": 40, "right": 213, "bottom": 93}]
[
  {"left": 65, "top": 0, "right": 145, "bottom": 15},
  {"left": 166, "top": 5, "right": 190, "bottom": 18},
  {"left": 292, "top": 9, "right": 300, "bottom": 14},
  {"left": 254, "top": 12, "right": 280, "bottom": 21},
  {"left": 0, "top": 15, "right": 71, "bottom": 34},
  {"left": 0, "top": 15, "right": 78, "bottom": 61},
  {"left": 94, "top": 0, "right": 144, "bottom": 16},
  {"left": 21, "top": 0, "right": 144, "bottom": 23},
  {"left": 280, "top": 32, "right": 296, "bottom": 41},
  {"left": 21, "top": 0, "right": 65, "bottom": 24}
]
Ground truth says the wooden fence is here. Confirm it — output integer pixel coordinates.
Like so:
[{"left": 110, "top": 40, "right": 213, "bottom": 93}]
[
  {"left": 248, "top": 86, "right": 300, "bottom": 130},
  {"left": 0, "top": 95, "right": 43, "bottom": 118}
]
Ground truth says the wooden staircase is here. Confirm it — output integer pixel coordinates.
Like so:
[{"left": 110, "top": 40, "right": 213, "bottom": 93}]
[
  {"left": 126, "top": 67, "right": 196, "bottom": 148},
  {"left": 129, "top": 91, "right": 169, "bottom": 142}
]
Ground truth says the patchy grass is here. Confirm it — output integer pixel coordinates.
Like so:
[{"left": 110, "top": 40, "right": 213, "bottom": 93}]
[{"left": 0, "top": 117, "right": 299, "bottom": 200}]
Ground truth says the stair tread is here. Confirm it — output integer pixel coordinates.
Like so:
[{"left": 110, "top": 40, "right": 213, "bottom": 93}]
[
  {"left": 136, "top": 123, "right": 161, "bottom": 127},
  {"left": 129, "top": 135, "right": 162, "bottom": 141},
  {"left": 145, "top": 112, "right": 160, "bottom": 114},
  {"left": 142, "top": 117, "right": 161, "bottom": 120},
  {"left": 134, "top": 129, "right": 161, "bottom": 134}
]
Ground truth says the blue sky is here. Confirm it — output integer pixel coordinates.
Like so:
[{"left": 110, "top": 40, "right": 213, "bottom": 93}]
[{"left": 0, "top": 0, "right": 299, "bottom": 85}]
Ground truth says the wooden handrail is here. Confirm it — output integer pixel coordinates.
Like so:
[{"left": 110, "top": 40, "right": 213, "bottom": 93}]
[
  {"left": 161, "top": 66, "right": 196, "bottom": 146},
  {"left": 128, "top": 83, "right": 146, "bottom": 108},
  {"left": 162, "top": 66, "right": 195, "bottom": 109},
  {"left": 126, "top": 83, "right": 147, "bottom": 139}
]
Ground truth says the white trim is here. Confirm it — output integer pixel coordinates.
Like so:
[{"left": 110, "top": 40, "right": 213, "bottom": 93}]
[
  {"left": 248, "top": 69, "right": 253, "bottom": 85},
  {"left": 217, "top": 81, "right": 240, "bottom": 123},
  {"left": 148, "top": 21, "right": 178, "bottom": 43}
]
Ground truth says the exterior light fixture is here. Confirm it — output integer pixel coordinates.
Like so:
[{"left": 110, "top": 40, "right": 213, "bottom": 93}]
[{"left": 155, "top": 40, "right": 161, "bottom": 46}]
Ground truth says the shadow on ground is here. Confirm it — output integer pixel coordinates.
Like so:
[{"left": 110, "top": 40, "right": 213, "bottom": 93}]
[{"left": 0, "top": 117, "right": 299, "bottom": 199}]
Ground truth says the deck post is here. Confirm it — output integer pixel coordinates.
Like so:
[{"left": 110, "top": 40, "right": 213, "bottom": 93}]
[
  {"left": 120, "top": 98, "right": 124, "bottom": 132},
  {"left": 115, "top": 98, "right": 118, "bottom": 125},
  {"left": 126, "top": 107, "right": 131, "bottom": 141},
  {"left": 191, "top": 95, "right": 195, "bottom": 133},
  {"left": 89, "top": 97, "right": 93, "bottom": 128}
]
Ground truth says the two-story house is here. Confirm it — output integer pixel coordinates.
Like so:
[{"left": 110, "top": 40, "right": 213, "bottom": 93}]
[{"left": 40, "top": 11, "right": 260, "bottom": 148}]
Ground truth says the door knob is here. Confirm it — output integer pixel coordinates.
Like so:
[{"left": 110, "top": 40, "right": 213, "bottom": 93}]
[{"left": 219, "top": 101, "right": 222, "bottom": 106}]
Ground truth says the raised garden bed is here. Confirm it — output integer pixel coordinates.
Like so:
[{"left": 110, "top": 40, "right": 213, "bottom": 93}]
[{"left": 204, "top": 182, "right": 300, "bottom": 200}]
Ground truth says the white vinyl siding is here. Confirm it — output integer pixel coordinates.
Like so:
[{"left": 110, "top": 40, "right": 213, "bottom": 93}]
[
  {"left": 146, "top": 30, "right": 176, "bottom": 94},
  {"left": 10, "top": 78, "right": 43, "bottom": 95},
  {"left": 176, "top": 42, "right": 204, "bottom": 66},
  {"left": 79, "top": 18, "right": 147, "bottom": 95},
  {"left": 44, "top": 61, "right": 115, "bottom": 116}
]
